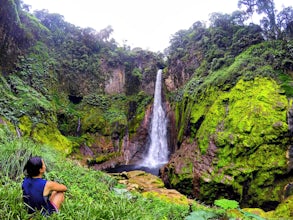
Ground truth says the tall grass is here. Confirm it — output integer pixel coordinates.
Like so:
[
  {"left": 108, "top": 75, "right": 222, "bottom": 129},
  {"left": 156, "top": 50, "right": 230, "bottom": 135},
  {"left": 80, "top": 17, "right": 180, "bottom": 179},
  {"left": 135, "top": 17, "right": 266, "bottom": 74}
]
[
  {"left": 1, "top": 125, "right": 263, "bottom": 219},
  {"left": 0, "top": 126, "right": 190, "bottom": 219}
]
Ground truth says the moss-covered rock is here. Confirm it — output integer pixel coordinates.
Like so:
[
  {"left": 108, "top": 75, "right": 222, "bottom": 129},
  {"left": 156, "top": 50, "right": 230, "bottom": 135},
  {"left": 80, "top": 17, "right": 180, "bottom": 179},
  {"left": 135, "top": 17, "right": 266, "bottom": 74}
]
[
  {"left": 164, "top": 77, "right": 291, "bottom": 211},
  {"left": 195, "top": 77, "right": 288, "bottom": 154},
  {"left": 243, "top": 195, "right": 293, "bottom": 219},
  {"left": 241, "top": 208, "right": 267, "bottom": 218},
  {"left": 0, "top": 117, "right": 17, "bottom": 141},
  {"left": 271, "top": 195, "right": 293, "bottom": 218},
  {"left": 81, "top": 106, "right": 109, "bottom": 134},
  {"left": 32, "top": 122, "right": 72, "bottom": 154},
  {"left": 18, "top": 115, "right": 72, "bottom": 154},
  {"left": 114, "top": 170, "right": 191, "bottom": 205}
]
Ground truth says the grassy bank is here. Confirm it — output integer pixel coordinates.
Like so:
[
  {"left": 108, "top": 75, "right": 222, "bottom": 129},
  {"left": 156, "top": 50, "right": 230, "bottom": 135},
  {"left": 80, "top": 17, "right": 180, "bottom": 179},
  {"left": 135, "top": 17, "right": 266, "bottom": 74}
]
[
  {"left": 0, "top": 125, "right": 192, "bottom": 219},
  {"left": 0, "top": 124, "right": 275, "bottom": 220}
]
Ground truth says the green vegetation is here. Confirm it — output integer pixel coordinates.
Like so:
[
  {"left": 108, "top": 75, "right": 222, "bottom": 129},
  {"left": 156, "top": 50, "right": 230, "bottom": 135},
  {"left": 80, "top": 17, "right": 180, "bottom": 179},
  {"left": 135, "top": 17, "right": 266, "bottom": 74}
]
[
  {"left": 185, "top": 210, "right": 220, "bottom": 220},
  {"left": 197, "top": 77, "right": 288, "bottom": 154},
  {"left": 214, "top": 199, "right": 239, "bottom": 209},
  {"left": 1, "top": 0, "right": 293, "bottom": 219},
  {"left": 278, "top": 73, "right": 293, "bottom": 97},
  {"left": 0, "top": 126, "right": 190, "bottom": 219},
  {"left": 1, "top": 125, "right": 273, "bottom": 220},
  {"left": 168, "top": 76, "right": 291, "bottom": 209}
]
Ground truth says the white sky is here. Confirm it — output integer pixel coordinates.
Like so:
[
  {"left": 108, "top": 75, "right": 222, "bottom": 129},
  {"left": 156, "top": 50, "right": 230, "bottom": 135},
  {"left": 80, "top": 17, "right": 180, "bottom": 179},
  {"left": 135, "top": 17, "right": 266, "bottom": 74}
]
[{"left": 22, "top": 0, "right": 292, "bottom": 52}]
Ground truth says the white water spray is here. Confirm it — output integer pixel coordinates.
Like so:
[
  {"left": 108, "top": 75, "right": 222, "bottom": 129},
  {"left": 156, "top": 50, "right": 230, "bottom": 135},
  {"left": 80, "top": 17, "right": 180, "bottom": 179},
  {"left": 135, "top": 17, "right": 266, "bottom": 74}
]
[{"left": 141, "top": 69, "right": 169, "bottom": 168}]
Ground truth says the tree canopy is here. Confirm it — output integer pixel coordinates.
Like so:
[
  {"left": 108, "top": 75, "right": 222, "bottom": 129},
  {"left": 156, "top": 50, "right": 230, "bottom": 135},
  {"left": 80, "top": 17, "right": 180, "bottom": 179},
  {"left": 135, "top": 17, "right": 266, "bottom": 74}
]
[{"left": 238, "top": 0, "right": 293, "bottom": 39}]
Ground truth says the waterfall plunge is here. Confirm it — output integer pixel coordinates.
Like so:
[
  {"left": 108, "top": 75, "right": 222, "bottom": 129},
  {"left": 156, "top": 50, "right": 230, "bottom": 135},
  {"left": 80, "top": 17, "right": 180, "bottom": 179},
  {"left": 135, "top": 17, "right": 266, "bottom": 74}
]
[{"left": 141, "top": 69, "right": 169, "bottom": 168}]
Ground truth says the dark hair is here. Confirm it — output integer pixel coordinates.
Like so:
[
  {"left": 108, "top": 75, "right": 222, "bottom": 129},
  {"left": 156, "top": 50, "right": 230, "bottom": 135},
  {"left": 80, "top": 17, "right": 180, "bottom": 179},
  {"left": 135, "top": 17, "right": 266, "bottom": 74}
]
[{"left": 24, "top": 156, "right": 43, "bottom": 177}]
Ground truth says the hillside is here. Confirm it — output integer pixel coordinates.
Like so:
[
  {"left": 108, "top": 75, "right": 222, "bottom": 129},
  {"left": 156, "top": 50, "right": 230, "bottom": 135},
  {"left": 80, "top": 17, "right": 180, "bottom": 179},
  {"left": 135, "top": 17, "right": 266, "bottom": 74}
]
[
  {"left": 161, "top": 5, "right": 293, "bottom": 215},
  {"left": 1, "top": 0, "right": 293, "bottom": 219}
]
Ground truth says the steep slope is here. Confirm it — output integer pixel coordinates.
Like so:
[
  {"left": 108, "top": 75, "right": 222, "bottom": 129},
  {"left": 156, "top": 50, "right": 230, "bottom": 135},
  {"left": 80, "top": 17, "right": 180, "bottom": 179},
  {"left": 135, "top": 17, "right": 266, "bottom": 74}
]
[
  {"left": 0, "top": 1, "right": 167, "bottom": 165},
  {"left": 161, "top": 40, "right": 293, "bottom": 211}
]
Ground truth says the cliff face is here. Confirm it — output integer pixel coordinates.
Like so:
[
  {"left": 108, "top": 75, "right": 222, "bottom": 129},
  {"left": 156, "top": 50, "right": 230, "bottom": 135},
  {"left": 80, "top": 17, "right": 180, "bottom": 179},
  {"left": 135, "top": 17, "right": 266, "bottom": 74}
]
[
  {"left": 162, "top": 77, "right": 291, "bottom": 209},
  {"left": 160, "top": 41, "right": 293, "bottom": 211},
  {"left": 0, "top": 1, "right": 165, "bottom": 161},
  {"left": 104, "top": 68, "right": 125, "bottom": 94}
]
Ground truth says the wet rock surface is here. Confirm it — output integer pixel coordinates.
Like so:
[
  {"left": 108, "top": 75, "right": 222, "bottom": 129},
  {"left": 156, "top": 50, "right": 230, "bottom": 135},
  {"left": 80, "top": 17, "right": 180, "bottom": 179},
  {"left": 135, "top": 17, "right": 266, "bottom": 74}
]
[{"left": 110, "top": 170, "right": 191, "bottom": 205}]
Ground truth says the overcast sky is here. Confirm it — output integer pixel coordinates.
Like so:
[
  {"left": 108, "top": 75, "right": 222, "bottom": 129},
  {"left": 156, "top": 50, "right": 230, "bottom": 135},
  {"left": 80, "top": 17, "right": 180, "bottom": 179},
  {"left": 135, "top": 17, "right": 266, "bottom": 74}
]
[{"left": 22, "top": 0, "right": 292, "bottom": 52}]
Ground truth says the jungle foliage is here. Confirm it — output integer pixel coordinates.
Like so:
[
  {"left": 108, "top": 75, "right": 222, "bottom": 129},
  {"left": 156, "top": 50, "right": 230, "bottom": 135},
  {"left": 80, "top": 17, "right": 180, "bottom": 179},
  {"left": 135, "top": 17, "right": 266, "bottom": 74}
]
[
  {"left": 1, "top": 0, "right": 293, "bottom": 219},
  {"left": 161, "top": 1, "right": 293, "bottom": 217}
]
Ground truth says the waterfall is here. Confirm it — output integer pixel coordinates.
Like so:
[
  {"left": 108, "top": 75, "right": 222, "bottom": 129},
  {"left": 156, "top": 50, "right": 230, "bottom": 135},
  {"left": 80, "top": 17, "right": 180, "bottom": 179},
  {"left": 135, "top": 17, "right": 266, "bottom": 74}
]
[
  {"left": 15, "top": 127, "right": 22, "bottom": 138},
  {"left": 77, "top": 117, "right": 81, "bottom": 134},
  {"left": 141, "top": 69, "right": 169, "bottom": 168}
]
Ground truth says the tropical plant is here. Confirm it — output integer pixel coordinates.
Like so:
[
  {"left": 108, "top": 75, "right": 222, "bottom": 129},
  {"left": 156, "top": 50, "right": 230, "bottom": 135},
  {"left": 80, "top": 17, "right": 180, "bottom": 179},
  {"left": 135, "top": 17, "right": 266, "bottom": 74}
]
[{"left": 214, "top": 199, "right": 239, "bottom": 209}]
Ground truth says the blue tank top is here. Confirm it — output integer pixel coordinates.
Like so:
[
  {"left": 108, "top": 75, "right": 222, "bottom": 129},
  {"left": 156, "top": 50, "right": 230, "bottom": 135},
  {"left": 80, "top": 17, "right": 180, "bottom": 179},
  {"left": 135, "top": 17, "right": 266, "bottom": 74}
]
[{"left": 22, "top": 177, "right": 56, "bottom": 215}]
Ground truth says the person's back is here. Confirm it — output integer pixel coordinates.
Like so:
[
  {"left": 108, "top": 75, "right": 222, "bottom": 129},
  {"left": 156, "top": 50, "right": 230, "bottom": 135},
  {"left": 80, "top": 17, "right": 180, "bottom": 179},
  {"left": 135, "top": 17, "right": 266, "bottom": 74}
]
[
  {"left": 22, "top": 177, "right": 56, "bottom": 215},
  {"left": 22, "top": 156, "right": 67, "bottom": 216}
]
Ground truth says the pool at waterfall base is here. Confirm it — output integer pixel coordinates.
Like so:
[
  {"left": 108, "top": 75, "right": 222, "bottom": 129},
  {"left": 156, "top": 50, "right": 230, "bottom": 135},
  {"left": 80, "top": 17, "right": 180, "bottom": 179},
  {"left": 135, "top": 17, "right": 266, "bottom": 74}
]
[{"left": 105, "top": 163, "right": 166, "bottom": 176}]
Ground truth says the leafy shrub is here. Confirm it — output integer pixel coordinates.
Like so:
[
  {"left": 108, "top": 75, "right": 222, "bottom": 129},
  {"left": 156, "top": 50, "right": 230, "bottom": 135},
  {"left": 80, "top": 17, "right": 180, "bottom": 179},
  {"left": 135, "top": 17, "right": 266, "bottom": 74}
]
[
  {"left": 132, "top": 67, "right": 142, "bottom": 80},
  {"left": 214, "top": 199, "right": 239, "bottom": 209},
  {"left": 278, "top": 73, "right": 293, "bottom": 97}
]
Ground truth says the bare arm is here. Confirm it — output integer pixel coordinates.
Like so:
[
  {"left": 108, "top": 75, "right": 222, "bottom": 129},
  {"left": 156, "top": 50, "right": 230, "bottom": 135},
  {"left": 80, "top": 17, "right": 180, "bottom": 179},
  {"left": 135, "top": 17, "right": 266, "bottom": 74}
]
[{"left": 43, "top": 181, "right": 67, "bottom": 196}]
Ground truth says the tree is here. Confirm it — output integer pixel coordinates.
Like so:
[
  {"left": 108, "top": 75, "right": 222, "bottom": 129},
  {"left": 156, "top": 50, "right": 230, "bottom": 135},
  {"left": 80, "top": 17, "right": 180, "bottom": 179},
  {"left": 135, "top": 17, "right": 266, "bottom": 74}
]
[
  {"left": 231, "top": 10, "right": 249, "bottom": 25},
  {"left": 97, "top": 25, "right": 113, "bottom": 42},
  {"left": 277, "top": 7, "right": 293, "bottom": 39},
  {"left": 168, "top": 29, "right": 189, "bottom": 57},
  {"left": 238, "top": 0, "right": 278, "bottom": 39},
  {"left": 238, "top": 0, "right": 258, "bottom": 17},
  {"left": 209, "top": 13, "right": 233, "bottom": 29},
  {"left": 0, "top": 0, "right": 26, "bottom": 72}
]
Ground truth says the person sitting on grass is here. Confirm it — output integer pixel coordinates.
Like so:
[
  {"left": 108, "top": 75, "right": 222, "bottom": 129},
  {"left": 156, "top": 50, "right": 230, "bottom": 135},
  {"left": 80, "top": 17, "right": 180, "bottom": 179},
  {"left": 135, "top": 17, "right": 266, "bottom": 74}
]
[{"left": 22, "top": 156, "right": 67, "bottom": 216}]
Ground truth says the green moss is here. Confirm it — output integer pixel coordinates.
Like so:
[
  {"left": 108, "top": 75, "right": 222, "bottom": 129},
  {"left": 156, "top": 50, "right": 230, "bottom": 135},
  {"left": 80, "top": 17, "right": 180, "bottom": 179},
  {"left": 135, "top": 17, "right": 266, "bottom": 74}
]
[
  {"left": 95, "top": 152, "right": 120, "bottom": 164},
  {"left": 178, "top": 77, "right": 289, "bottom": 205},
  {"left": 18, "top": 115, "right": 72, "bottom": 154},
  {"left": 271, "top": 195, "right": 293, "bottom": 218},
  {"left": 32, "top": 122, "right": 72, "bottom": 154},
  {"left": 194, "top": 77, "right": 288, "bottom": 155},
  {"left": 193, "top": 88, "right": 226, "bottom": 153},
  {"left": 0, "top": 119, "right": 17, "bottom": 142},
  {"left": 176, "top": 100, "right": 195, "bottom": 142},
  {"left": 104, "top": 107, "right": 127, "bottom": 126},
  {"left": 128, "top": 107, "right": 146, "bottom": 134},
  {"left": 175, "top": 102, "right": 185, "bottom": 141},
  {"left": 217, "top": 78, "right": 288, "bottom": 165},
  {"left": 18, "top": 115, "right": 32, "bottom": 136},
  {"left": 278, "top": 73, "right": 293, "bottom": 97},
  {"left": 81, "top": 107, "right": 109, "bottom": 134},
  {"left": 190, "top": 90, "right": 218, "bottom": 127},
  {"left": 128, "top": 93, "right": 152, "bottom": 134},
  {"left": 168, "top": 160, "right": 194, "bottom": 196},
  {"left": 152, "top": 178, "right": 165, "bottom": 188},
  {"left": 244, "top": 144, "right": 286, "bottom": 169},
  {"left": 241, "top": 208, "right": 267, "bottom": 219},
  {"left": 142, "top": 191, "right": 190, "bottom": 205}
]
